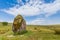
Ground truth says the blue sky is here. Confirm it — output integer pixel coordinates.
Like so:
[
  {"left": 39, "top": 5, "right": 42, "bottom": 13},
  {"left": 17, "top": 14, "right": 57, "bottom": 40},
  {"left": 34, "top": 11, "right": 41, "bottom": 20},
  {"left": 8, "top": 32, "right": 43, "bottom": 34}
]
[{"left": 0, "top": 0, "right": 60, "bottom": 25}]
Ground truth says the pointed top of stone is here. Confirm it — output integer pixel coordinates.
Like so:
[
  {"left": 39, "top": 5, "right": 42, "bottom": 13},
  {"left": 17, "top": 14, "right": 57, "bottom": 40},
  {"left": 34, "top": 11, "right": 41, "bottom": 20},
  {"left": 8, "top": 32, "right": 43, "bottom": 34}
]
[{"left": 15, "top": 14, "right": 23, "bottom": 20}]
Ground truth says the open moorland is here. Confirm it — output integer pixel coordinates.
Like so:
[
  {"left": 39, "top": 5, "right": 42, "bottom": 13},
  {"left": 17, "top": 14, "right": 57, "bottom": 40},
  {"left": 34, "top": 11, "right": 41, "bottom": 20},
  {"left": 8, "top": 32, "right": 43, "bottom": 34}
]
[{"left": 0, "top": 23, "right": 60, "bottom": 40}]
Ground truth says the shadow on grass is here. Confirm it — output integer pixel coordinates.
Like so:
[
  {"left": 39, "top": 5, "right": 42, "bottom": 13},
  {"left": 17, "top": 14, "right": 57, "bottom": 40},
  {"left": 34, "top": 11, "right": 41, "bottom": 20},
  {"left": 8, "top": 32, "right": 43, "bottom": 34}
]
[
  {"left": 54, "top": 31, "right": 60, "bottom": 35},
  {"left": 13, "top": 30, "right": 28, "bottom": 35}
]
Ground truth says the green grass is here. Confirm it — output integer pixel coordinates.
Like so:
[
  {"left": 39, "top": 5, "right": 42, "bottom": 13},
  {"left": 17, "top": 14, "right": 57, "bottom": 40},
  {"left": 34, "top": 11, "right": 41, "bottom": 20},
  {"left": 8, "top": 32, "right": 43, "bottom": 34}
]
[{"left": 0, "top": 23, "right": 60, "bottom": 40}]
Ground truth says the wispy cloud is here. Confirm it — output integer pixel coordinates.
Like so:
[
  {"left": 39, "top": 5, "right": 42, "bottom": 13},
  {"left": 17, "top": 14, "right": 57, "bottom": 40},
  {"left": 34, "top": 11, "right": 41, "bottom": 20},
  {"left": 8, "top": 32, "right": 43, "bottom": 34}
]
[
  {"left": 27, "top": 18, "right": 45, "bottom": 25},
  {"left": 0, "top": 0, "right": 60, "bottom": 25},
  {"left": 1, "top": 0, "right": 60, "bottom": 17},
  {"left": 2, "top": 5, "right": 42, "bottom": 16}
]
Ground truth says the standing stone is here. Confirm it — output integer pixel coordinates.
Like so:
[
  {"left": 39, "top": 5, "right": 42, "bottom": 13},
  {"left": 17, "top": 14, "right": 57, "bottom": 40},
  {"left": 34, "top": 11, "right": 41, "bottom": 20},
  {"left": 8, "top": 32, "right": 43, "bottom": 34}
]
[{"left": 12, "top": 14, "right": 26, "bottom": 34}]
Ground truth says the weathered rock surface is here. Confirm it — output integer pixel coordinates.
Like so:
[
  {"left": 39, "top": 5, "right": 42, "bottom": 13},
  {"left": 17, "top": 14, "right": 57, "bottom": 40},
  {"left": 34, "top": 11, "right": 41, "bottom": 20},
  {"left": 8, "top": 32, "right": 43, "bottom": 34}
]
[{"left": 12, "top": 15, "right": 26, "bottom": 33}]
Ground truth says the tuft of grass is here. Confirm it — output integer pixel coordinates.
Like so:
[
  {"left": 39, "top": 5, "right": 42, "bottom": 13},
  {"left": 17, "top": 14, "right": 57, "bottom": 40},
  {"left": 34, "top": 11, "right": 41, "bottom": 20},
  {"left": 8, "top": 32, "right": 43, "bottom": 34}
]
[{"left": 54, "top": 28, "right": 60, "bottom": 34}]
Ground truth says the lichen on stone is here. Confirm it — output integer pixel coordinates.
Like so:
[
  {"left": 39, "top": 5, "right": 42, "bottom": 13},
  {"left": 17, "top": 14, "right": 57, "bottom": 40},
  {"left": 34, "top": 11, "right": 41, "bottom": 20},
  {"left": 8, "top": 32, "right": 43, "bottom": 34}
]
[{"left": 12, "top": 14, "right": 26, "bottom": 34}]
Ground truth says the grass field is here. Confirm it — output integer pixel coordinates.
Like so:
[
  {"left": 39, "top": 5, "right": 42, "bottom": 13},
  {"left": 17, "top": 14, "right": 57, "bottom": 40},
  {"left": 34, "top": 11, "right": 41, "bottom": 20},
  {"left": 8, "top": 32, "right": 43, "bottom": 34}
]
[{"left": 0, "top": 23, "right": 60, "bottom": 40}]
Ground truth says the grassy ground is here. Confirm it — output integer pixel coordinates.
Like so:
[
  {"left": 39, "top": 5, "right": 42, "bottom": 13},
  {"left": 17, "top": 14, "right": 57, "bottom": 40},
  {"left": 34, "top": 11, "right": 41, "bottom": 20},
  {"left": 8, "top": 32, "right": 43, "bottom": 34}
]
[{"left": 0, "top": 24, "right": 60, "bottom": 40}]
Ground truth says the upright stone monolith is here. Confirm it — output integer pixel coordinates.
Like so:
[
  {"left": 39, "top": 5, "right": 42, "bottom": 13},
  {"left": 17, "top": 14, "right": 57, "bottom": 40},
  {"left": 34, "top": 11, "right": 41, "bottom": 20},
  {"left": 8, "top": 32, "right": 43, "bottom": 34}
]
[{"left": 12, "top": 14, "right": 26, "bottom": 34}]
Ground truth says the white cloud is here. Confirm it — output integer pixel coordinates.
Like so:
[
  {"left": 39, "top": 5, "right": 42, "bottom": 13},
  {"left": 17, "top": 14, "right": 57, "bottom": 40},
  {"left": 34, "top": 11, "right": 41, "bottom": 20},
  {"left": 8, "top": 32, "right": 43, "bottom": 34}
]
[
  {"left": 2, "top": 5, "right": 42, "bottom": 16},
  {"left": 0, "top": 19, "right": 13, "bottom": 23},
  {"left": 43, "top": 0, "right": 60, "bottom": 17},
  {"left": 1, "top": 0, "right": 60, "bottom": 25},
  {"left": 7, "top": 20, "right": 13, "bottom": 23},
  {"left": 27, "top": 18, "right": 45, "bottom": 25},
  {"left": 1, "top": 0, "right": 60, "bottom": 17},
  {"left": 0, "top": 20, "right": 3, "bottom": 22}
]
